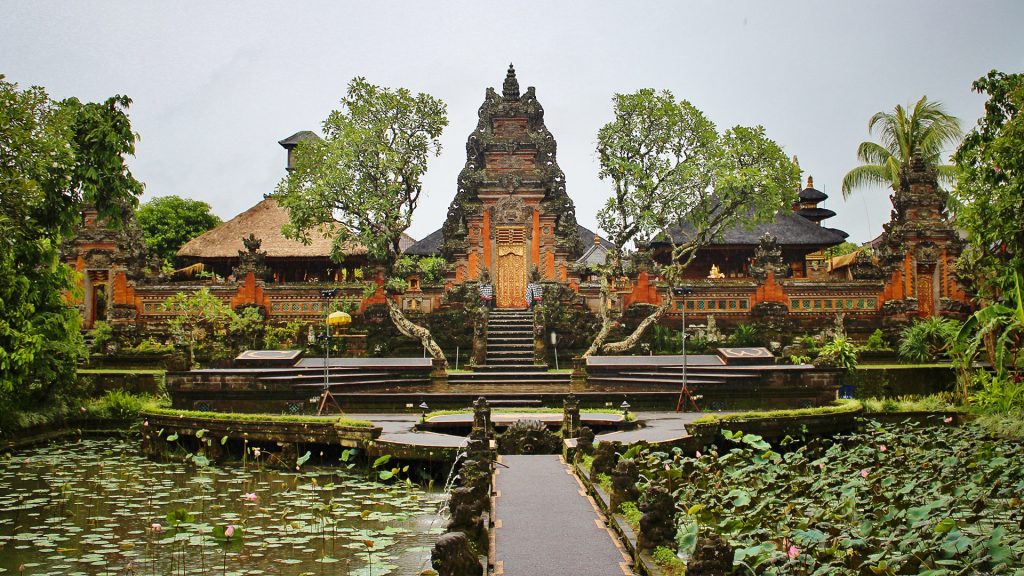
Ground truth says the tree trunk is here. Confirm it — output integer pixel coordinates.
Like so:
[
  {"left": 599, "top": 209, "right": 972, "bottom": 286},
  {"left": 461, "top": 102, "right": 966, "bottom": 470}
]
[
  {"left": 385, "top": 298, "right": 447, "bottom": 366},
  {"left": 601, "top": 303, "right": 669, "bottom": 354},
  {"left": 582, "top": 282, "right": 615, "bottom": 358}
]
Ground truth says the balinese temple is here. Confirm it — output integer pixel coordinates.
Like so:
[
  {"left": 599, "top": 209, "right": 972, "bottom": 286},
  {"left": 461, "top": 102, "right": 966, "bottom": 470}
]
[
  {"left": 408, "top": 65, "right": 585, "bottom": 308},
  {"left": 64, "top": 66, "right": 973, "bottom": 339}
]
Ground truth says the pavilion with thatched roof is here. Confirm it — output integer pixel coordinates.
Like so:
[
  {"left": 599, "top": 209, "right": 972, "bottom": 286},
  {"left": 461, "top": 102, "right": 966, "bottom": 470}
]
[{"left": 177, "top": 196, "right": 415, "bottom": 283}]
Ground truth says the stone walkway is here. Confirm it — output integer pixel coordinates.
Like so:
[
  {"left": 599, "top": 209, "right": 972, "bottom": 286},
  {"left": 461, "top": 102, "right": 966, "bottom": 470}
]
[{"left": 494, "top": 455, "right": 632, "bottom": 575}]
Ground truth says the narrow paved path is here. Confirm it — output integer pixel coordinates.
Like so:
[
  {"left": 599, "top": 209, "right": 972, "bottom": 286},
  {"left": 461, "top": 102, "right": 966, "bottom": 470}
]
[{"left": 494, "top": 455, "right": 632, "bottom": 575}]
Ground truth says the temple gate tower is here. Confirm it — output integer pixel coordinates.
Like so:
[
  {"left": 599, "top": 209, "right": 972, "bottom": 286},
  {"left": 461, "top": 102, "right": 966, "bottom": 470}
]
[{"left": 440, "top": 65, "right": 583, "bottom": 308}]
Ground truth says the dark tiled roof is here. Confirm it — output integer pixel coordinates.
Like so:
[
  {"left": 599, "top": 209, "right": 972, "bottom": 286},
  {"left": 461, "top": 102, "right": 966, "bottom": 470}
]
[
  {"left": 403, "top": 224, "right": 613, "bottom": 257},
  {"left": 795, "top": 207, "right": 837, "bottom": 221},
  {"left": 799, "top": 186, "right": 828, "bottom": 202},
  {"left": 656, "top": 210, "right": 848, "bottom": 248},
  {"left": 278, "top": 130, "right": 320, "bottom": 148},
  {"left": 577, "top": 224, "right": 614, "bottom": 250},
  {"left": 404, "top": 228, "right": 444, "bottom": 256}
]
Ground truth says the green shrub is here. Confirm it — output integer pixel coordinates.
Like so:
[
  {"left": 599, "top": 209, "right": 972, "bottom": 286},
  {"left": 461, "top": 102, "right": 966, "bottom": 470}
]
[
  {"left": 728, "top": 323, "right": 761, "bottom": 347},
  {"left": 815, "top": 336, "right": 858, "bottom": 371},
  {"left": 418, "top": 256, "right": 449, "bottom": 284},
  {"left": 970, "top": 370, "right": 1024, "bottom": 413},
  {"left": 86, "top": 321, "right": 114, "bottom": 354},
  {"left": 863, "top": 329, "right": 889, "bottom": 351},
  {"left": 899, "top": 317, "right": 960, "bottom": 363}
]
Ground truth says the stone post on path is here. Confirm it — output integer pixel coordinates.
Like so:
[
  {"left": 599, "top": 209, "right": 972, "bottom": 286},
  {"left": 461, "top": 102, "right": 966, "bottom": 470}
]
[
  {"left": 561, "top": 393, "right": 580, "bottom": 439},
  {"left": 470, "top": 396, "right": 492, "bottom": 445}
]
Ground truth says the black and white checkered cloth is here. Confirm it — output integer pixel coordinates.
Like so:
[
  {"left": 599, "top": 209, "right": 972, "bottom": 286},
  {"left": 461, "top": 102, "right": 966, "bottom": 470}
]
[
  {"left": 526, "top": 282, "right": 543, "bottom": 303},
  {"left": 478, "top": 283, "right": 494, "bottom": 300}
]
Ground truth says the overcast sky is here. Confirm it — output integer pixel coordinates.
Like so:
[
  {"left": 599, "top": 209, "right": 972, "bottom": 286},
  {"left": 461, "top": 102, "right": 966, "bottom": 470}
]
[{"left": 3, "top": 1, "right": 1022, "bottom": 244}]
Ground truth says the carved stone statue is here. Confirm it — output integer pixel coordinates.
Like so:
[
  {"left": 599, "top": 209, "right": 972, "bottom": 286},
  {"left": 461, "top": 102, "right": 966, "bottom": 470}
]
[
  {"left": 430, "top": 532, "right": 483, "bottom": 576},
  {"left": 233, "top": 233, "right": 270, "bottom": 280},
  {"left": 610, "top": 458, "right": 640, "bottom": 512},
  {"left": 576, "top": 427, "right": 596, "bottom": 455},
  {"left": 638, "top": 484, "right": 676, "bottom": 550},
  {"left": 496, "top": 419, "right": 561, "bottom": 455},
  {"left": 749, "top": 233, "right": 788, "bottom": 282},
  {"left": 590, "top": 441, "right": 620, "bottom": 476},
  {"left": 686, "top": 533, "right": 735, "bottom": 575}
]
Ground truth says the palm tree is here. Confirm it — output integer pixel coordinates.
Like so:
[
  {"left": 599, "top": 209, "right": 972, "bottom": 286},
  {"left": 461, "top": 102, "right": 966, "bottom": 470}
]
[{"left": 841, "top": 96, "right": 962, "bottom": 198}]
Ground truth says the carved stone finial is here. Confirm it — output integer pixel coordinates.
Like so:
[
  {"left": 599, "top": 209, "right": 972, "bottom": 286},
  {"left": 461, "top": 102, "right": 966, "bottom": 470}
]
[
  {"left": 503, "top": 63, "right": 520, "bottom": 101},
  {"left": 807, "top": 175, "right": 814, "bottom": 188}
]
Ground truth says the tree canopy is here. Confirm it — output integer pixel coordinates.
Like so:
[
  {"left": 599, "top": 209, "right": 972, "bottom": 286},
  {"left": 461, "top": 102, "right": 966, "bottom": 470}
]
[
  {"left": 277, "top": 77, "right": 449, "bottom": 362},
  {"left": 841, "top": 96, "right": 962, "bottom": 198},
  {"left": 0, "top": 75, "right": 143, "bottom": 415},
  {"left": 585, "top": 89, "right": 799, "bottom": 356},
  {"left": 137, "top": 195, "right": 222, "bottom": 265},
  {"left": 952, "top": 70, "right": 1024, "bottom": 299}
]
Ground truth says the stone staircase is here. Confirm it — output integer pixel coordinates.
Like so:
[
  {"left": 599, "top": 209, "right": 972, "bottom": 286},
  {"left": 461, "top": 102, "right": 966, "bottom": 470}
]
[{"left": 448, "top": 308, "right": 571, "bottom": 389}]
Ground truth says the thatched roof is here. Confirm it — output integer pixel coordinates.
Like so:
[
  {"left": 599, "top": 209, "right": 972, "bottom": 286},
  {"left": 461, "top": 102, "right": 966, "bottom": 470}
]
[{"left": 177, "top": 197, "right": 415, "bottom": 259}]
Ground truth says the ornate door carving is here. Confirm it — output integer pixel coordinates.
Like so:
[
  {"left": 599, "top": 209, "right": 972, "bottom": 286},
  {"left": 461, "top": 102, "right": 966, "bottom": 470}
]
[{"left": 496, "top": 226, "right": 527, "bottom": 308}]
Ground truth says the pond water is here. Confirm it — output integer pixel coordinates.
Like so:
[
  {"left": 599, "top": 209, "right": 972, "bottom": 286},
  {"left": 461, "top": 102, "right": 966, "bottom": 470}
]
[{"left": 0, "top": 437, "right": 443, "bottom": 575}]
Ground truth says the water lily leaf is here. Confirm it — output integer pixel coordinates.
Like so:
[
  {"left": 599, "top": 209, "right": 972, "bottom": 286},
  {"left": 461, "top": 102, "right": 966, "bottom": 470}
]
[
  {"left": 195, "top": 429, "right": 207, "bottom": 439},
  {"left": 166, "top": 433, "right": 179, "bottom": 442},
  {"left": 221, "top": 435, "right": 229, "bottom": 445},
  {"left": 296, "top": 451, "right": 312, "bottom": 467},
  {"left": 933, "top": 517, "right": 956, "bottom": 534},
  {"left": 372, "top": 455, "right": 391, "bottom": 469}
]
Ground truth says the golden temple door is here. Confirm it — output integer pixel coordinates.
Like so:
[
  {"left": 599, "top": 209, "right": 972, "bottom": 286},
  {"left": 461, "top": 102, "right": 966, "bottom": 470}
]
[{"left": 496, "top": 226, "right": 527, "bottom": 308}]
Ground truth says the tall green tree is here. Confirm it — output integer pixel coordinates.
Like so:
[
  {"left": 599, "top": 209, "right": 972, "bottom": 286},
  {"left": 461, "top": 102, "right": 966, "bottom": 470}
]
[
  {"left": 0, "top": 75, "right": 143, "bottom": 415},
  {"left": 841, "top": 96, "right": 962, "bottom": 198},
  {"left": 276, "top": 77, "right": 449, "bottom": 363},
  {"left": 137, "top": 195, "right": 222, "bottom": 266},
  {"left": 585, "top": 89, "right": 799, "bottom": 356},
  {"left": 952, "top": 70, "right": 1024, "bottom": 299}
]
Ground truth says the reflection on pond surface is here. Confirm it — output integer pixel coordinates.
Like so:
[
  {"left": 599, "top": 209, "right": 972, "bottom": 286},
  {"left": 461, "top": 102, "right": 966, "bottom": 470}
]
[{"left": 0, "top": 437, "right": 442, "bottom": 575}]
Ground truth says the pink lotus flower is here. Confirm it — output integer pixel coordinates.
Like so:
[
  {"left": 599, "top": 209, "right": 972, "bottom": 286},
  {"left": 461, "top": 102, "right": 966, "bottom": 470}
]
[
  {"left": 252, "top": 447, "right": 261, "bottom": 458},
  {"left": 787, "top": 544, "right": 800, "bottom": 559},
  {"left": 224, "top": 525, "right": 235, "bottom": 538},
  {"left": 151, "top": 523, "right": 162, "bottom": 533},
  {"left": 695, "top": 451, "right": 702, "bottom": 458},
  {"left": 241, "top": 492, "right": 258, "bottom": 502},
  {"left": 143, "top": 420, "right": 149, "bottom": 427},
  {"left": 879, "top": 444, "right": 887, "bottom": 452},
  {"left": 860, "top": 468, "right": 870, "bottom": 478},
  {"left": 944, "top": 416, "right": 953, "bottom": 424}
]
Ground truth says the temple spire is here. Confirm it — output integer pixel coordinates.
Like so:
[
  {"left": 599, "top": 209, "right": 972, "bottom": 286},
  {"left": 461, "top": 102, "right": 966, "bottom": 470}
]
[{"left": 502, "top": 63, "right": 520, "bottom": 101}]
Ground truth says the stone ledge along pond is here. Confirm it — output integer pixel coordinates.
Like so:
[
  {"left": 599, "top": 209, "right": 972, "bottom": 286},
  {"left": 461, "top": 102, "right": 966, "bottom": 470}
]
[{"left": 0, "top": 437, "right": 442, "bottom": 576}]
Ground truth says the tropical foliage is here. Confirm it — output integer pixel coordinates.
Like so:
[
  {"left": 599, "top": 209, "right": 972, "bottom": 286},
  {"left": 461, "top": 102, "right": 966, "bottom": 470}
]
[
  {"left": 586, "top": 89, "right": 799, "bottom": 356},
  {"left": 623, "top": 421, "right": 1024, "bottom": 574},
  {"left": 277, "top": 77, "right": 449, "bottom": 363},
  {"left": 951, "top": 70, "right": 1024, "bottom": 300},
  {"left": 0, "top": 75, "right": 142, "bottom": 415},
  {"left": 898, "top": 317, "right": 961, "bottom": 363},
  {"left": 137, "top": 195, "right": 222, "bottom": 266},
  {"left": 841, "top": 96, "right": 961, "bottom": 198}
]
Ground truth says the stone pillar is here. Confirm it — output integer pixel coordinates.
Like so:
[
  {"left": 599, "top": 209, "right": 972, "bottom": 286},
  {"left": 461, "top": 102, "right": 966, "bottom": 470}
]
[
  {"left": 471, "top": 396, "right": 492, "bottom": 444},
  {"left": 570, "top": 356, "right": 588, "bottom": 391},
  {"left": 431, "top": 357, "right": 449, "bottom": 389},
  {"left": 472, "top": 306, "right": 488, "bottom": 367},
  {"left": 562, "top": 393, "right": 580, "bottom": 438},
  {"left": 686, "top": 534, "right": 735, "bottom": 574}
]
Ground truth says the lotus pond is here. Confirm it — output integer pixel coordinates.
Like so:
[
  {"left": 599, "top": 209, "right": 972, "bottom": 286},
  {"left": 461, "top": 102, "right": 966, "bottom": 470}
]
[
  {"left": 629, "top": 421, "right": 1024, "bottom": 574},
  {"left": 0, "top": 437, "right": 442, "bottom": 575}
]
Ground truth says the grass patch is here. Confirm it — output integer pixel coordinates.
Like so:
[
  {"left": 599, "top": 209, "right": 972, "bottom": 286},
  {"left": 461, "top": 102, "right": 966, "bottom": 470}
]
[
  {"left": 579, "top": 453, "right": 594, "bottom": 474},
  {"left": 971, "top": 410, "right": 1024, "bottom": 441},
  {"left": 596, "top": 472, "right": 612, "bottom": 494},
  {"left": 619, "top": 501, "right": 642, "bottom": 530},
  {"left": 78, "top": 368, "right": 166, "bottom": 374},
  {"left": 651, "top": 546, "right": 686, "bottom": 575},
  {"left": 855, "top": 363, "right": 951, "bottom": 369},
  {"left": 446, "top": 368, "right": 475, "bottom": 374},
  {"left": 142, "top": 407, "right": 374, "bottom": 428},
  {"left": 547, "top": 368, "right": 574, "bottom": 373},
  {"left": 1, "top": 392, "right": 168, "bottom": 439},
  {"left": 689, "top": 399, "right": 862, "bottom": 425},
  {"left": 860, "top": 393, "right": 960, "bottom": 413}
]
